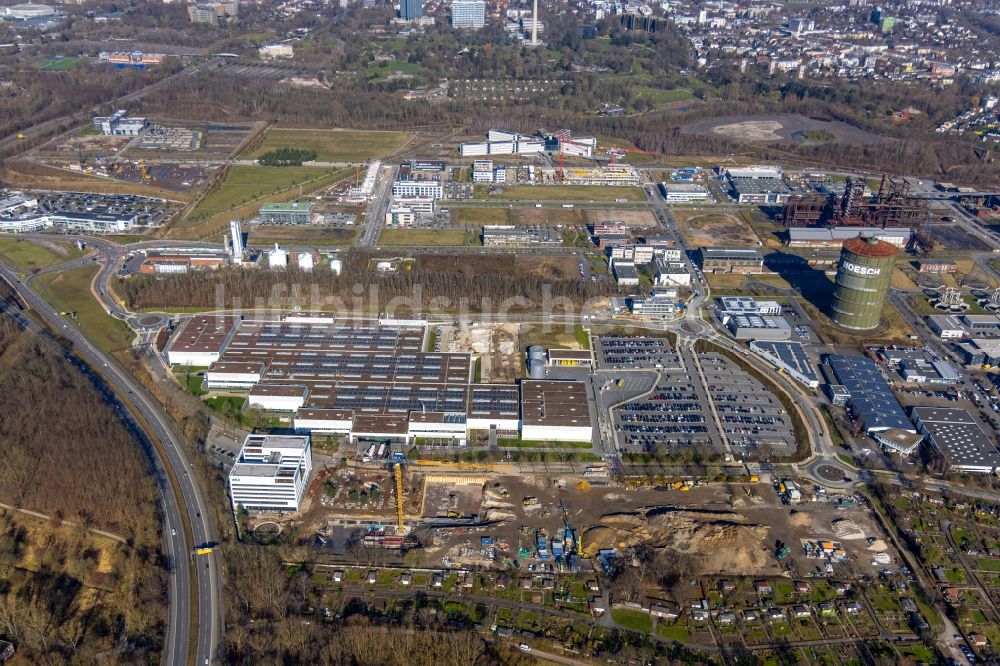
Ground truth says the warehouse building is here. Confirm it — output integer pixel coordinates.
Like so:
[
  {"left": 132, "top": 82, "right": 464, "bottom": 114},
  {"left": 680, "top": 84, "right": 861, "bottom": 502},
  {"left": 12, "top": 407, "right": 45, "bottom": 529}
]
[
  {"left": 653, "top": 260, "right": 690, "bottom": 287},
  {"left": 258, "top": 202, "right": 313, "bottom": 225},
  {"left": 520, "top": 380, "right": 593, "bottom": 442},
  {"left": 918, "top": 260, "right": 957, "bottom": 274},
  {"left": 172, "top": 316, "right": 529, "bottom": 442},
  {"left": 165, "top": 314, "right": 243, "bottom": 365},
  {"left": 959, "top": 314, "right": 1000, "bottom": 334},
  {"left": 956, "top": 339, "right": 1000, "bottom": 367},
  {"left": 723, "top": 167, "right": 792, "bottom": 204},
  {"left": 787, "top": 227, "right": 911, "bottom": 248},
  {"left": 873, "top": 428, "right": 924, "bottom": 457},
  {"left": 725, "top": 313, "right": 792, "bottom": 341},
  {"left": 749, "top": 340, "right": 819, "bottom": 388},
  {"left": 205, "top": 361, "right": 265, "bottom": 389},
  {"left": 927, "top": 315, "right": 967, "bottom": 339},
  {"left": 898, "top": 357, "right": 961, "bottom": 385},
  {"left": 825, "top": 354, "right": 912, "bottom": 433},
  {"left": 228, "top": 434, "right": 313, "bottom": 512},
  {"left": 612, "top": 261, "right": 640, "bottom": 286},
  {"left": 659, "top": 183, "right": 710, "bottom": 203},
  {"left": 911, "top": 407, "right": 1000, "bottom": 474},
  {"left": 717, "top": 296, "right": 782, "bottom": 316},
  {"left": 699, "top": 247, "right": 764, "bottom": 274}
]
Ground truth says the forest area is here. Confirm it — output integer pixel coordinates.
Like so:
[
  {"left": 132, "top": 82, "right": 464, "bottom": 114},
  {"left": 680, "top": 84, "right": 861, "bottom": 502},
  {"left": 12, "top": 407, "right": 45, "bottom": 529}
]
[
  {"left": 0, "top": 315, "right": 165, "bottom": 663},
  {"left": 117, "top": 252, "right": 611, "bottom": 313}
]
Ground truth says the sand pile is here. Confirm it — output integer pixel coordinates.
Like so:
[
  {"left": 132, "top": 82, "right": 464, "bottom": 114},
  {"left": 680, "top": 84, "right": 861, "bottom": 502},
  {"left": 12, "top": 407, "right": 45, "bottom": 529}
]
[
  {"left": 583, "top": 506, "right": 771, "bottom": 575},
  {"left": 482, "top": 486, "right": 515, "bottom": 522},
  {"left": 832, "top": 519, "right": 866, "bottom": 541}
]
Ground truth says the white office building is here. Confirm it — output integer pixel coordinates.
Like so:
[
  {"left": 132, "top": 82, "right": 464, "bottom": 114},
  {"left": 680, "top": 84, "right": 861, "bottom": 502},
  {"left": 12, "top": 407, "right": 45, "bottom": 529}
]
[
  {"left": 93, "top": 110, "right": 148, "bottom": 136},
  {"left": 229, "top": 434, "right": 313, "bottom": 512},
  {"left": 391, "top": 181, "right": 443, "bottom": 199},
  {"left": 452, "top": 0, "right": 485, "bottom": 28}
]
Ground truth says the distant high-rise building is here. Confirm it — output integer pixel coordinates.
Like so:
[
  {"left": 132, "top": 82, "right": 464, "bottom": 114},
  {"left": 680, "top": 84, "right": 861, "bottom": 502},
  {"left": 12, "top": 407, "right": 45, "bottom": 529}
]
[
  {"left": 188, "top": 4, "right": 218, "bottom": 24},
  {"left": 401, "top": 0, "right": 422, "bottom": 20},
  {"left": 452, "top": 0, "right": 485, "bottom": 28}
]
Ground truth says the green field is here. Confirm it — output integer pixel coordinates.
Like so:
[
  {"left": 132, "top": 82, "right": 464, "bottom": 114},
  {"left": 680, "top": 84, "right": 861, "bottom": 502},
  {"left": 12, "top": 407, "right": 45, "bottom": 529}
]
[
  {"left": 612, "top": 608, "right": 653, "bottom": 633},
  {"left": 0, "top": 237, "right": 84, "bottom": 270},
  {"left": 36, "top": 265, "right": 133, "bottom": 354},
  {"left": 632, "top": 86, "right": 695, "bottom": 105},
  {"left": 655, "top": 622, "right": 690, "bottom": 643},
  {"left": 249, "top": 128, "right": 411, "bottom": 163},
  {"left": 454, "top": 207, "right": 511, "bottom": 226},
  {"left": 35, "top": 57, "right": 78, "bottom": 71},
  {"left": 188, "top": 165, "right": 333, "bottom": 220},
  {"left": 481, "top": 185, "right": 646, "bottom": 202},
  {"left": 379, "top": 229, "right": 471, "bottom": 246},
  {"left": 365, "top": 60, "right": 427, "bottom": 80}
]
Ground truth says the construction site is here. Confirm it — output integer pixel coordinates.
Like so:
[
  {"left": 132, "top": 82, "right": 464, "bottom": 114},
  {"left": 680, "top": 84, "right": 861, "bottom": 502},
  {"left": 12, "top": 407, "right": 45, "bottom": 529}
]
[
  {"left": 432, "top": 323, "right": 522, "bottom": 383},
  {"left": 303, "top": 459, "right": 899, "bottom": 582},
  {"left": 560, "top": 164, "right": 642, "bottom": 187}
]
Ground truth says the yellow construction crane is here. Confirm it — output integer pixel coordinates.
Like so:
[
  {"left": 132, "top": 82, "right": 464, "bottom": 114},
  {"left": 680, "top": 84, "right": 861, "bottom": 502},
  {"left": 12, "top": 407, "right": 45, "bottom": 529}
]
[{"left": 394, "top": 462, "right": 405, "bottom": 534}]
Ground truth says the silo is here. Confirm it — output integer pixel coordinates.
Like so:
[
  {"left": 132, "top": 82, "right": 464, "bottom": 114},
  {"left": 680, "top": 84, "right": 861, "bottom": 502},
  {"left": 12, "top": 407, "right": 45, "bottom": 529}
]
[
  {"left": 829, "top": 236, "right": 897, "bottom": 330},
  {"left": 528, "top": 359, "right": 546, "bottom": 379}
]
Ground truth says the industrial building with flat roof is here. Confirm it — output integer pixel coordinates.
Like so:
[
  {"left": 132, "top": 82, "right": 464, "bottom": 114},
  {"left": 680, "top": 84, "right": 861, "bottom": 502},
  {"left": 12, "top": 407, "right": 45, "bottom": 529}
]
[
  {"left": 749, "top": 341, "right": 819, "bottom": 388},
  {"left": 873, "top": 428, "right": 924, "bottom": 456},
  {"left": 699, "top": 247, "right": 764, "bottom": 274},
  {"left": 165, "top": 314, "right": 243, "bottom": 366},
  {"left": 927, "top": 315, "right": 967, "bottom": 339},
  {"left": 911, "top": 407, "right": 1000, "bottom": 474},
  {"left": 258, "top": 202, "right": 313, "bottom": 225},
  {"left": 956, "top": 339, "right": 1000, "bottom": 367},
  {"left": 724, "top": 313, "right": 792, "bottom": 341},
  {"left": 229, "top": 434, "right": 313, "bottom": 512},
  {"left": 825, "top": 354, "right": 912, "bottom": 434},
  {"left": 166, "top": 315, "right": 595, "bottom": 444},
  {"left": 787, "top": 227, "right": 911, "bottom": 248},
  {"left": 520, "top": 380, "right": 593, "bottom": 442},
  {"left": 659, "top": 183, "right": 710, "bottom": 203}
]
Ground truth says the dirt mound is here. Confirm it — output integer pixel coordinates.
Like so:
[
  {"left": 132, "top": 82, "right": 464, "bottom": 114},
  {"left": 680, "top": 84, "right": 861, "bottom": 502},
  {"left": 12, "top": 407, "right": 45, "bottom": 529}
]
[
  {"left": 789, "top": 510, "right": 812, "bottom": 529},
  {"left": 582, "top": 506, "right": 771, "bottom": 575}
]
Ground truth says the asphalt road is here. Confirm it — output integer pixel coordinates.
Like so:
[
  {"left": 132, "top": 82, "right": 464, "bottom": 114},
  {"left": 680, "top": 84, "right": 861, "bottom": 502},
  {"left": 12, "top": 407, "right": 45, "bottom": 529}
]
[{"left": 0, "top": 260, "right": 222, "bottom": 666}]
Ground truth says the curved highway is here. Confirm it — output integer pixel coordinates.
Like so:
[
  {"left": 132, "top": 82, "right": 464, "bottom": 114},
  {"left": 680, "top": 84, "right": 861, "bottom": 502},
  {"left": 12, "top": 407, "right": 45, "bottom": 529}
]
[{"left": 0, "top": 258, "right": 222, "bottom": 666}]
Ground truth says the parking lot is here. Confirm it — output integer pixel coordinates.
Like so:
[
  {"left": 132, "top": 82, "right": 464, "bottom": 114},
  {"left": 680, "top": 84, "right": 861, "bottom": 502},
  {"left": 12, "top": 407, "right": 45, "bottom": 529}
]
[
  {"left": 612, "top": 367, "right": 716, "bottom": 450},
  {"left": 40, "top": 191, "right": 175, "bottom": 228},
  {"left": 595, "top": 335, "right": 683, "bottom": 370},
  {"left": 699, "top": 353, "right": 796, "bottom": 456},
  {"left": 600, "top": 337, "right": 796, "bottom": 457}
]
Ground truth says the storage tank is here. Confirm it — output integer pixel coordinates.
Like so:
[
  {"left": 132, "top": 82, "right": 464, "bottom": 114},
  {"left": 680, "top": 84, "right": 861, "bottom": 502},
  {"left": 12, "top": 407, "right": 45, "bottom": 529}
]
[
  {"left": 528, "top": 345, "right": 545, "bottom": 362},
  {"left": 528, "top": 359, "right": 545, "bottom": 379},
  {"left": 829, "top": 236, "right": 897, "bottom": 330}
]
